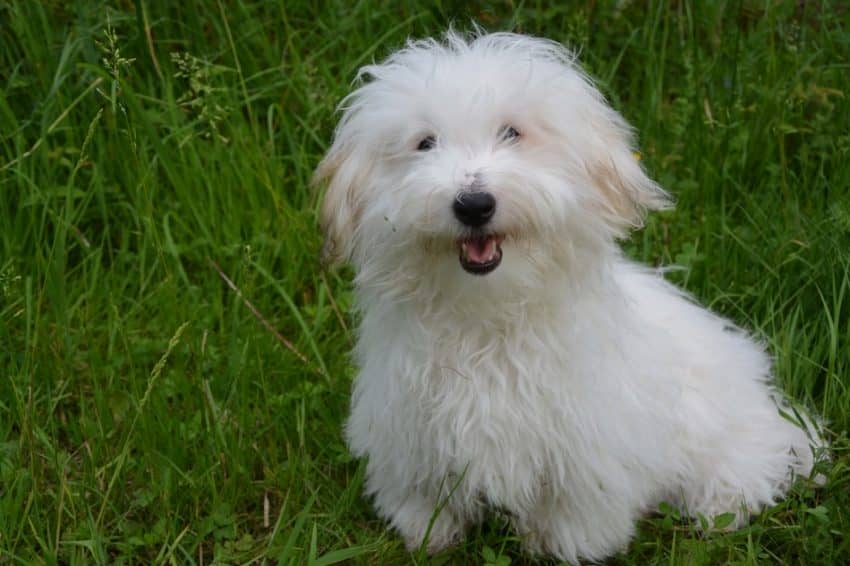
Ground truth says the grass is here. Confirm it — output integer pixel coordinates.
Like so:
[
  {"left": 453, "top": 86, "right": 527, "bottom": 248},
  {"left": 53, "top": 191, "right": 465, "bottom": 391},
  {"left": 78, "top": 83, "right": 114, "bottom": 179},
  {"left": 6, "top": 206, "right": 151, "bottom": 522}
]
[{"left": 1, "top": 0, "right": 848, "bottom": 563}]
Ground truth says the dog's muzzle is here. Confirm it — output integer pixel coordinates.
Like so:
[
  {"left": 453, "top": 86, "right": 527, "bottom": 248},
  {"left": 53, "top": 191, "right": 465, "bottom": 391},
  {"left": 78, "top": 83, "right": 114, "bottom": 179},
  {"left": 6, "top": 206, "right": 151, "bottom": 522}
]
[{"left": 453, "top": 191, "right": 503, "bottom": 275}]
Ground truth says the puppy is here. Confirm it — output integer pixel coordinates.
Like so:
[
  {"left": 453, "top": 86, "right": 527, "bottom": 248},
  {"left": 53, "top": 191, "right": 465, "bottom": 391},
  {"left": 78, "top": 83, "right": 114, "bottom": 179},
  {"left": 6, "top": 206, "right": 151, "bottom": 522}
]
[{"left": 315, "top": 31, "right": 823, "bottom": 562}]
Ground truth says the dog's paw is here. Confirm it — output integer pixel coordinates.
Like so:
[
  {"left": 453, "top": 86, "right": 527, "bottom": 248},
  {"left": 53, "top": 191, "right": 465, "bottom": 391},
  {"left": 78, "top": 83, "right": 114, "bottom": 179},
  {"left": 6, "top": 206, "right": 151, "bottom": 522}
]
[
  {"left": 390, "top": 497, "right": 465, "bottom": 555},
  {"left": 402, "top": 516, "right": 463, "bottom": 555}
]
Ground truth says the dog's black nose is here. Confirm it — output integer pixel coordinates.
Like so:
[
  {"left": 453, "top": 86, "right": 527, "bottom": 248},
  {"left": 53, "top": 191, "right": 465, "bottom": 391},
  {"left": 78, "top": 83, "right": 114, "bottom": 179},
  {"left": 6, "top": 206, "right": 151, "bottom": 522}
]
[{"left": 453, "top": 191, "right": 496, "bottom": 227}]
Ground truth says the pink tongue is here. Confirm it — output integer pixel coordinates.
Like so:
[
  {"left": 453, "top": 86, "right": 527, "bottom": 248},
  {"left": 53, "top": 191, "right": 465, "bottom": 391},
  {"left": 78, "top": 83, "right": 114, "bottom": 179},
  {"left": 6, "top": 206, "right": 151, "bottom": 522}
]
[{"left": 467, "top": 238, "right": 495, "bottom": 263}]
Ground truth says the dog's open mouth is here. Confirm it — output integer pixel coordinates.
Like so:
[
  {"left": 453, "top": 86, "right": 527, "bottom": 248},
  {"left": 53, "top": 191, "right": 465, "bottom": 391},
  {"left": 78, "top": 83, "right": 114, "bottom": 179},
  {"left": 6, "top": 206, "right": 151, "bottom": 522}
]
[{"left": 458, "top": 234, "right": 504, "bottom": 275}]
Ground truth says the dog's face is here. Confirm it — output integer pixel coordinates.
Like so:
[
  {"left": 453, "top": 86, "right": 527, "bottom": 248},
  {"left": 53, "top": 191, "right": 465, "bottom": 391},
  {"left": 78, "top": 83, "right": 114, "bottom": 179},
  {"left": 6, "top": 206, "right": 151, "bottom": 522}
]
[{"left": 316, "top": 32, "right": 669, "bottom": 293}]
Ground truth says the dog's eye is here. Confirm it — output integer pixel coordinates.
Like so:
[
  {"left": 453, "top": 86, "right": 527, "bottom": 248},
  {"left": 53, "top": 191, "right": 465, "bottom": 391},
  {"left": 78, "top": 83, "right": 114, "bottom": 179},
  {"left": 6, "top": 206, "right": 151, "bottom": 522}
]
[
  {"left": 417, "top": 135, "right": 436, "bottom": 151},
  {"left": 501, "top": 126, "right": 521, "bottom": 142}
]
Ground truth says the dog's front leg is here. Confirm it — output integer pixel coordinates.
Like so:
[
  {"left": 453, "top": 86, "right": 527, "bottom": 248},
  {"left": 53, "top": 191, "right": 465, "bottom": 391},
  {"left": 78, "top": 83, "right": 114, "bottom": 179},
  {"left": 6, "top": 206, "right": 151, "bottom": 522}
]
[
  {"left": 515, "top": 492, "right": 637, "bottom": 563},
  {"left": 374, "top": 487, "right": 467, "bottom": 554}
]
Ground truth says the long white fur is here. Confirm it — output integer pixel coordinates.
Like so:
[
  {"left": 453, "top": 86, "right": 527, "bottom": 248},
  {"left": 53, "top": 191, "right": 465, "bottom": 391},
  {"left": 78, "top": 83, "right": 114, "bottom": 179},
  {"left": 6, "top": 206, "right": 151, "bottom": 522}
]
[{"left": 315, "top": 31, "right": 824, "bottom": 563}]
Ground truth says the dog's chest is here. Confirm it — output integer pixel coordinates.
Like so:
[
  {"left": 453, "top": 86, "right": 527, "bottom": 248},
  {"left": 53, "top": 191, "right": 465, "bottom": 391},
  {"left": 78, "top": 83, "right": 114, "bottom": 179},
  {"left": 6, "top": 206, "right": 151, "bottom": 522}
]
[{"left": 414, "top": 333, "right": 570, "bottom": 506}]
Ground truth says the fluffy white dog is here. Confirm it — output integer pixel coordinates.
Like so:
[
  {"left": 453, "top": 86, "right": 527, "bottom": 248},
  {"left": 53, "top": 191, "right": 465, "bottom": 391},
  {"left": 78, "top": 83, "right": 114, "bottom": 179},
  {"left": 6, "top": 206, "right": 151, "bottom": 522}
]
[{"left": 315, "top": 31, "right": 823, "bottom": 562}]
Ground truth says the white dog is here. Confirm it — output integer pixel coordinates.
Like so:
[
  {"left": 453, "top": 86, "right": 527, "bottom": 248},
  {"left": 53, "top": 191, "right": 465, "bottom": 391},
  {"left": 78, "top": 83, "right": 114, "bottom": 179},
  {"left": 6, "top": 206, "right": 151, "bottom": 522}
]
[{"left": 315, "top": 31, "right": 823, "bottom": 562}]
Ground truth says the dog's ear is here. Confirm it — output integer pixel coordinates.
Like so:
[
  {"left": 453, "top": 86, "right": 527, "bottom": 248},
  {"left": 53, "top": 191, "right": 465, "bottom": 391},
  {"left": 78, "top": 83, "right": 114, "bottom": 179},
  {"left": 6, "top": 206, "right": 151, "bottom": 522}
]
[
  {"left": 312, "top": 141, "right": 369, "bottom": 266},
  {"left": 588, "top": 121, "right": 672, "bottom": 236}
]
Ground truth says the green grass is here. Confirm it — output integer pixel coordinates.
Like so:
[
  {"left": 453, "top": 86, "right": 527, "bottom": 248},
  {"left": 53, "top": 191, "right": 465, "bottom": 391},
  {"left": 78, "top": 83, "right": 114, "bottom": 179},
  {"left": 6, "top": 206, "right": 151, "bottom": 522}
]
[{"left": 1, "top": 1, "right": 848, "bottom": 564}]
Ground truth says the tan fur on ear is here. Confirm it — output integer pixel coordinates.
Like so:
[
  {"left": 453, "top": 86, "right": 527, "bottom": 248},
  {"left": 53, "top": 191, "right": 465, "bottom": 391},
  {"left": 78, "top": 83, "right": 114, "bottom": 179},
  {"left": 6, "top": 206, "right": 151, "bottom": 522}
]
[
  {"left": 590, "top": 146, "right": 672, "bottom": 235},
  {"left": 312, "top": 143, "right": 367, "bottom": 266}
]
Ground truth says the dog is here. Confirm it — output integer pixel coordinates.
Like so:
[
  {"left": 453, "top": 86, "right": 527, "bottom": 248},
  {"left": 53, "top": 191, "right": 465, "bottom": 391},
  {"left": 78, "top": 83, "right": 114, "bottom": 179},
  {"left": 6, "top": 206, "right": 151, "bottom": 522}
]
[{"left": 314, "top": 30, "right": 824, "bottom": 562}]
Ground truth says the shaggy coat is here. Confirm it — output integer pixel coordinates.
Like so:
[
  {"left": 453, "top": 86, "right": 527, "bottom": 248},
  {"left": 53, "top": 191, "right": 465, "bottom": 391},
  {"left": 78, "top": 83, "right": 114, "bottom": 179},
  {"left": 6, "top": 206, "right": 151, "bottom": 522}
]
[{"left": 315, "top": 31, "right": 823, "bottom": 562}]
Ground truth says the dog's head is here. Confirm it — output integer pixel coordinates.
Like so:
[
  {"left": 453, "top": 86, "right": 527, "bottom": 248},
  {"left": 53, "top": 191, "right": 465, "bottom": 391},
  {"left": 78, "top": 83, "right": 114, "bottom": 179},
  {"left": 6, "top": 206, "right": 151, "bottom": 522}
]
[{"left": 315, "top": 31, "right": 669, "bottom": 294}]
